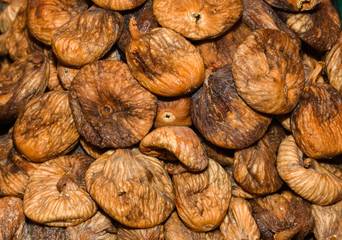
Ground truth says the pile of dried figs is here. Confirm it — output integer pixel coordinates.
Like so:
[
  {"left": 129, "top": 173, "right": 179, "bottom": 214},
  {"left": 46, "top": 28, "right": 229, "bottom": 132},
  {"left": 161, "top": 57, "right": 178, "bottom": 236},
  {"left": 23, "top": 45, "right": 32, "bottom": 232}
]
[{"left": 1, "top": 0, "right": 342, "bottom": 239}]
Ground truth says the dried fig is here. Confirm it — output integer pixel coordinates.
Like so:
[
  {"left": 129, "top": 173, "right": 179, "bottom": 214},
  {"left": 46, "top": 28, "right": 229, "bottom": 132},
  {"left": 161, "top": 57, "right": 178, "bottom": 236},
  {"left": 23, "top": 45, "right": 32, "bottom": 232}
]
[
  {"left": 277, "top": 135, "right": 342, "bottom": 205},
  {"left": 126, "top": 27, "right": 205, "bottom": 97},
  {"left": 0, "top": 52, "right": 49, "bottom": 122},
  {"left": 201, "top": 137, "right": 235, "bottom": 166},
  {"left": 191, "top": 65, "right": 272, "bottom": 149},
  {"left": 206, "top": 230, "right": 224, "bottom": 240},
  {"left": 117, "top": 224, "right": 163, "bottom": 240},
  {"left": 69, "top": 60, "right": 156, "bottom": 148},
  {"left": 57, "top": 62, "right": 80, "bottom": 90},
  {"left": 21, "top": 221, "right": 66, "bottom": 240},
  {"left": 79, "top": 137, "right": 105, "bottom": 159},
  {"left": 91, "top": 0, "right": 146, "bottom": 11},
  {"left": 85, "top": 149, "right": 175, "bottom": 228},
  {"left": 232, "top": 28, "right": 305, "bottom": 114},
  {"left": 264, "top": 0, "right": 321, "bottom": 11},
  {"left": 0, "top": 0, "right": 26, "bottom": 32},
  {"left": 139, "top": 126, "right": 208, "bottom": 172},
  {"left": 302, "top": 52, "right": 325, "bottom": 85},
  {"left": 0, "top": 29, "right": 9, "bottom": 55},
  {"left": 250, "top": 191, "right": 314, "bottom": 240},
  {"left": 47, "top": 53, "right": 63, "bottom": 91},
  {"left": 154, "top": 96, "right": 192, "bottom": 128},
  {"left": 0, "top": 197, "right": 25, "bottom": 239},
  {"left": 325, "top": 32, "right": 342, "bottom": 94},
  {"left": 23, "top": 154, "right": 97, "bottom": 227},
  {"left": 232, "top": 122, "right": 285, "bottom": 195},
  {"left": 153, "top": 0, "right": 243, "bottom": 40},
  {"left": 14, "top": 91, "right": 79, "bottom": 162},
  {"left": 220, "top": 197, "right": 260, "bottom": 240},
  {"left": 52, "top": 6, "right": 123, "bottom": 68},
  {"left": 27, "top": 0, "right": 88, "bottom": 45},
  {"left": 173, "top": 159, "right": 231, "bottom": 232},
  {"left": 65, "top": 211, "right": 117, "bottom": 240}
]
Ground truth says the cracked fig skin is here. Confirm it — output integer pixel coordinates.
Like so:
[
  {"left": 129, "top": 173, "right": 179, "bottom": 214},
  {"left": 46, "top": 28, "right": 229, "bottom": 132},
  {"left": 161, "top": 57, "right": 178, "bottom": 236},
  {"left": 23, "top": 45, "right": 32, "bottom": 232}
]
[{"left": 85, "top": 149, "right": 175, "bottom": 228}]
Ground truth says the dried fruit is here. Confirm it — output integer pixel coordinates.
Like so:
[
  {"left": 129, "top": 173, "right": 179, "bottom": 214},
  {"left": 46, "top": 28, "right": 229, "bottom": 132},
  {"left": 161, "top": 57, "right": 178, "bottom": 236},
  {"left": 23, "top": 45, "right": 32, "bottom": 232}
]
[
  {"left": 14, "top": 91, "right": 79, "bottom": 162},
  {"left": 173, "top": 159, "right": 231, "bottom": 232},
  {"left": 139, "top": 126, "right": 208, "bottom": 172},
  {"left": 79, "top": 137, "right": 105, "bottom": 159},
  {"left": 206, "top": 230, "right": 224, "bottom": 240},
  {"left": 264, "top": 0, "right": 321, "bottom": 11},
  {"left": 232, "top": 28, "right": 305, "bottom": 114},
  {"left": 21, "top": 221, "right": 66, "bottom": 240},
  {"left": 52, "top": 6, "right": 123, "bottom": 68},
  {"left": 69, "top": 60, "right": 156, "bottom": 148},
  {"left": 85, "top": 149, "right": 175, "bottom": 228},
  {"left": 91, "top": 0, "right": 146, "bottom": 11},
  {"left": 153, "top": 0, "right": 243, "bottom": 40},
  {"left": 23, "top": 154, "right": 97, "bottom": 227},
  {"left": 200, "top": 137, "right": 235, "bottom": 166},
  {"left": 0, "top": 0, "right": 26, "bottom": 32},
  {"left": 126, "top": 27, "right": 205, "bottom": 97},
  {"left": 191, "top": 65, "right": 272, "bottom": 149},
  {"left": 56, "top": 62, "right": 80, "bottom": 90},
  {"left": 0, "top": 197, "right": 25, "bottom": 239},
  {"left": 325, "top": 32, "right": 342, "bottom": 94},
  {"left": 47, "top": 53, "right": 63, "bottom": 91},
  {"left": 117, "top": 224, "right": 163, "bottom": 240}
]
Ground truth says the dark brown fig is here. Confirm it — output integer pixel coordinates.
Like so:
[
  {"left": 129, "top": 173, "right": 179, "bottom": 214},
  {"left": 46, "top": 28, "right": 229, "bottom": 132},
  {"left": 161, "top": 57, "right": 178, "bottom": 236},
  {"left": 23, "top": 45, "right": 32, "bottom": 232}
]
[
  {"left": 250, "top": 191, "right": 314, "bottom": 240},
  {"left": 21, "top": 221, "right": 66, "bottom": 240},
  {"left": 325, "top": 32, "right": 342, "bottom": 94},
  {"left": 232, "top": 28, "right": 305, "bottom": 115},
  {"left": 233, "top": 122, "right": 285, "bottom": 195},
  {"left": 191, "top": 64, "right": 272, "bottom": 149},
  {"left": 0, "top": 52, "right": 49, "bottom": 123},
  {"left": 200, "top": 136, "right": 235, "bottom": 166},
  {"left": 264, "top": 0, "right": 321, "bottom": 11},
  {"left": 117, "top": 224, "right": 163, "bottom": 240},
  {"left": 69, "top": 60, "right": 157, "bottom": 149},
  {"left": 0, "top": 197, "right": 25, "bottom": 239}
]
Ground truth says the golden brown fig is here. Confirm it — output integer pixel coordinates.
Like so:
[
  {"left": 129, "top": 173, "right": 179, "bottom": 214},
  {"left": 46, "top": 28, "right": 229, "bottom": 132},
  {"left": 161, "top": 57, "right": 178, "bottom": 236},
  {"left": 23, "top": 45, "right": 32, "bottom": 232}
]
[
  {"left": 250, "top": 191, "right": 314, "bottom": 240},
  {"left": 232, "top": 28, "right": 305, "bottom": 114},
  {"left": 277, "top": 135, "right": 342, "bottom": 205},
  {"left": 232, "top": 123, "right": 285, "bottom": 195},
  {"left": 173, "top": 159, "right": 231, "bottom": 232},
  {"left": 69, "top": 60, "right": 156, "bottom": 148},
  {"left": 91, "top": 0, "right": 146, "bottom": 11},
  {"left": 52, "top": 6, "right": 123, "bottom": 68},
  {"left": 0, "top": 29, "right": 9, "bottom": 55},
  {"left": 154, "top": 96, "right": 192, "bottom": 128},
  {"left": 14, "top": 91, "right": 79, "bottom": 162},
  {"left": 85, "top": 149, "right": 175, "bottom": 228},
  {"left": 117, "top": 224, "right": 163, "bottom": 240},
  {"left": 21, "top": 221, "right": 66, "bottom": 240},
  {"left": 0, "top": 0, "right": 26, "bottom": 33},
  {"left": 302, "top": 52, "right": 325, "bottom": 85},
  {"left": 23, "top": 154, "right": 97, "bottom": 227},
  {"left": 206, "top": 230, "right": 224, "bottom": 240},
  {"left": 191, "top": 65, "right": 272, "bottom": 149},
  {"left": 153, "top": 0, "right": 243, "bottom": 40},
  {"left": 79, "top": 137, "right": 105, "bottom": 159},
  {"left": 0, "top": 52, "right": 49, "bottom": 122},
  {"left": 126, "top": 27, "right": 205, "bottom": 97},
  {"left": 27, "top": 0, "right": 88, "bottom": 45},
  {"left": 325, "top": 32, "right": 342, "bottom": 94},
  {"left": 311, "top": 200, "right": 342, "bottom": 240},
  {"left": 139, "top": 126, "right": 208, "bottom": 172},
  {"left": 0, "top": 197, "right": 25, "bottom": 239},
  {"left": 220, "top": 197, "right": 260, "bottom": 240},
  {"left": 164, "top": 211, "right": 206, "bottom": 240},
  {"left": 56, "top": 61, "right": 80, "bottom": 90},
  {"left": 278, "top": 0, "right": 341, "bottom": 51},
  {"left": 65, "top": 211, "right": 117, "bottom": 240},
  {"left": 47, "top": 53, "right": 63, "bottom": 91},
  {"left": 264, "top": 0, "right": 321, "bottom": 11}
]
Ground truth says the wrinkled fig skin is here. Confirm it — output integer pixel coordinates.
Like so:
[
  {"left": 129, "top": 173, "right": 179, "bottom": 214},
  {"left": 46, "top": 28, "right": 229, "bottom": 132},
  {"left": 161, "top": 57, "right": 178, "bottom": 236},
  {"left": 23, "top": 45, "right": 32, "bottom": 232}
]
[
  {"left": 220, "top": 197, "right": 260, "bottom": 240},
  {"left": 173, "top": 159, "right": 231, "bottom": 232},
  {"left": 65, "top": 211, "right": 117, "bottom": 240},
  {"left": 302, "top": 52, "right": 325, "bottom": 85},
  {"left": 27, "top": 0, "right": 88, "bottom": 45},
  {"left": 14, "top": 91, "right": 80, "bottom": 162},
  {"left": 0, "top": 30, "right": 9, "bottom": 55},
  {"left": 91, "top": 0, "right": 146, "bottom": 11},
  {"left": 312, "top": 200, "right": 342, "bottom": 240},
  {"left": 201, "top": 137, "right": 235, "bottom": 166},
  {"left": 126, "top": 27, "right": 205, "bottom": 97},
  {"left": 198, "top": 20, "right": 252, "bottom": 70},
  {"left": 232, "top": 29, "right": 305, "bottom": 115},
  {"left": 153, "top": 0, "right": 243, "bottom": 40},
  {"left": 277, "top": 0, "right": 341, "bottom": 51},
  {"left": 0, "top": 0, "right": 26, "bottom": 33},
  {"left": 277, "top": 135, "right": 342, "bottom": 205},
  {"left": 57, "top": 62, "right": 80, "bottom": 90},
  {"left": 164, "top": 211, "right": 206, "bottom": 240},
  {"left": 139, "top": 126, "right": 208, "bottom": 172},
  {"left": 52, "top": 7, "right": 123, "bottom": 68},
  {"left": 22, "top": 221, "right": 66, "bottom": 240},
  {"left": 79, "top": 137, "right": 105, "bottom": 159},
  {"left": 191, "top": 65, "right": 272, "bottom": 149},
  {"left": 85, "top": 149, "right": 175, "bottom": 228},
  {"left": 264, "top": 0, "right": 321, "bottom": 11},
  {"left": 205, "top": 230, "right": 224, "bottom": 240},
  {"left": 23, "top": 154, "right": 97, "bottom": 227},
  {"left": 291, "top": 82, "right": 342, "bottom": 159},
  {"left": 0, "top": 52, "right": 49, "bottom": 123},
  {"left": 0, "top": 197, "right": 25, "bottom": 240},
  {"left": 242, "top": 0, "right": 301, "bottom": 47},
  {"left": 117, "top": 224, "right": 163, "bottom": 240},
  {"left": 251, "top": 191, "right": 314, "bottom": 240},
  {"left": 47, "top": 53, "right": 64, "bottom": 91},
  {"left": 69, "top": 60, "right": 157, "bottom": 149},
  {"left": 233, "top": 123, "right": 285, "bottom": 195},
  {"left": 325, "top": 32, "right": 342, "bottom": 94}
]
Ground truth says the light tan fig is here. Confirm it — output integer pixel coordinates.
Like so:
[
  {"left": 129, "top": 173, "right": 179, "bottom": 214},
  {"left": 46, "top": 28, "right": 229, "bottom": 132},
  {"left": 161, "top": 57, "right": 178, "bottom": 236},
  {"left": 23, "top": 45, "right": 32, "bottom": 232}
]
[
  {"left": 173, "top": 159, "right": 231, "bottom": 232},
  {"left": 220, "top": 197, "right": 260, "bottom": 240},
  {"left": 153, "top": 0, "right": 242, "bottom": 40},
  {"left": 232, "top": 28, "right": 305, "bottom": 114},
  {"left": 23, "top": 154, "right": 97, "bottom": 227},
  {"left": 277, "top": 135, "right": 342, "bottom": 205},
  {"left": 139, "top": 126, "right": 208, "bottom": 172},
  {"left": 325, "top": 32, "right": 342, "bottom": 94},
  {"left": 117, "top": 224, "right": 163, "bottom": 240},
  {"left": 264, "top": 0, "right": 321, "bottom": 11},
  {"left": 91, "top": 0, "right": 146, "bottom": 11},
  {"left": 0, "top": 197, "right": 25, "bottom": 239}
]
